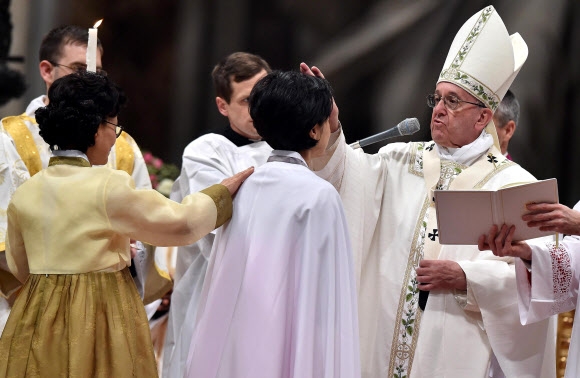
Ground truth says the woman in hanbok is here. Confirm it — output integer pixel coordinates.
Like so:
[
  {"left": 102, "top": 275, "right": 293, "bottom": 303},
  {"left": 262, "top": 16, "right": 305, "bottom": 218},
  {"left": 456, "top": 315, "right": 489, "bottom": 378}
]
[{"left": 0, "top": 71, "right": 252, "bottom": 377}]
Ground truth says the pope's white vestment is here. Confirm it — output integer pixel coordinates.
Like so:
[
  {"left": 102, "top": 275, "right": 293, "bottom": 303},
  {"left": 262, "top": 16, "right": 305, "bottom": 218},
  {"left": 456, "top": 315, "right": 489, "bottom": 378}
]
[
  {"left": 516, "top": 201, "right": 580, "bottom": 378},
  {"left": 184, "top": 150, "right": 360, "bottom": 378},
  {"left": 163, "top": 134, "right": 271, "bottom": 377},
  {"left": 311, "top": 128, "right": 555, "bottom": 378}
]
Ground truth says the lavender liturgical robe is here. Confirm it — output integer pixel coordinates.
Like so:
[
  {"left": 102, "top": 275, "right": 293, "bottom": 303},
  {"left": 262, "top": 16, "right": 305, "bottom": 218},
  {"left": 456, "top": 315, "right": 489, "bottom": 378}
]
[{"left": 184, "top": 150, "right": 361, "bottom": 378}]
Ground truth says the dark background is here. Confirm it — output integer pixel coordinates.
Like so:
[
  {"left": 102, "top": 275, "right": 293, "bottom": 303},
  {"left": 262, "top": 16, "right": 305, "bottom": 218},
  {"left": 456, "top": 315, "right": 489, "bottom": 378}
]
[{"left": 3, "top": 0, "right": 580, "bottom": 205}]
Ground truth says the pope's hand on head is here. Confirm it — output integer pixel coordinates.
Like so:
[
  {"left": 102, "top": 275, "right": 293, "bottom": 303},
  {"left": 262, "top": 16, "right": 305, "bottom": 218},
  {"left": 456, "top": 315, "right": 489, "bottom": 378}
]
[{"left": 300, "top": 63, "right": 339, "bottom": 133}]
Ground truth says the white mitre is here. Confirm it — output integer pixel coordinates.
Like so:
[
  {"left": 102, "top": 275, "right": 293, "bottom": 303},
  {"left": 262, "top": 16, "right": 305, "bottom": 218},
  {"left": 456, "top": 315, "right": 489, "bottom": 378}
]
[{"left": 437, "top": 5, "right": 528, "bottom": 149}]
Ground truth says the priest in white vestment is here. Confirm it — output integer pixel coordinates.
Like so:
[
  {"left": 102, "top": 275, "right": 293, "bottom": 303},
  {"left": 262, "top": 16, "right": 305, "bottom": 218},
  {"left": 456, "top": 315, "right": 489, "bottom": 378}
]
[
  {"left": 303, "top": 5, "right": 555, "bottom": 378},
  {"left": 163, "top": 53, "right": 273, "bottom": 378},
  {"left": 184, "top": 71, "right": 360, "bottom": 378},
  {"left": 481, "top": 201, "right": 580, "bottom": 378}
]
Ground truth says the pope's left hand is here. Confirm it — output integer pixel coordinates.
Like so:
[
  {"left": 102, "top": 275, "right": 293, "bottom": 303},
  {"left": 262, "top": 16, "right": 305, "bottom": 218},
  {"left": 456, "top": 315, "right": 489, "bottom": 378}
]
[
  {"left": 300, "top": 62, "right": 339, "bottom": 133},
  {"left": 415, "top": 259, "right": 467, "bottom": 291}
]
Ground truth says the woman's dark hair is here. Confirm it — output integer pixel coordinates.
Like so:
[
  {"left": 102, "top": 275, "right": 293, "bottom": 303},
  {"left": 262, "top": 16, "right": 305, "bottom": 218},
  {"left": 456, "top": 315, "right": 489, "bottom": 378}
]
[
  {"left": 36, "top": 71, "right": 126, "bottom": 152},
  {"left": 249, "top": 70, "right": 333, "bottom": 151}
]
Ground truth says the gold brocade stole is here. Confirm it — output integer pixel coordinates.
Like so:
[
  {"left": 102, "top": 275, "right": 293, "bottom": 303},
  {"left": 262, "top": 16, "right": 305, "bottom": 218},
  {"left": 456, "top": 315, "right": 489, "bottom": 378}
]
[
  {"left": 0, "top": 114, "right": 41, "bottom": 297},
  {"left": 1, "top": 114, "right": 42, "bottom": 176},
  {"left": 114, "top": 131, "right": 135, "bottom": 176}
]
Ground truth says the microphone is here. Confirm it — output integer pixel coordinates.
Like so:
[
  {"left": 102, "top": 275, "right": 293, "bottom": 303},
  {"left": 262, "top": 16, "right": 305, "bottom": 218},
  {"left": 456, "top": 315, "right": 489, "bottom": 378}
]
[{"left": 349, "top": 118, "right": 420, "bottom": 149}]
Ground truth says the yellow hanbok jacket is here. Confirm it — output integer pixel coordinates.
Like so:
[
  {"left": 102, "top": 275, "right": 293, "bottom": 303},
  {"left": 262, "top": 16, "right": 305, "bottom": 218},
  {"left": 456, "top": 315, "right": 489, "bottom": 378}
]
[{"left": 0, "top": 156, "right": 231, "bottom": 378}]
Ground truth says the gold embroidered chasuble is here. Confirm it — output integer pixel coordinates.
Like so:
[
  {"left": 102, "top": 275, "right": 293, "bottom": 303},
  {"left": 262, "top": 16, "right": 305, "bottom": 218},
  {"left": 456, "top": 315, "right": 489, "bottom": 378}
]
[
  {"left": 114, "top": 131, "right": 135, "bottom": 176},
  {"left": 1, "top": 114, "right": 42, "bottom": 177},
  {"left": 0, "top": 114, "right": 39, "bottom": 298}
]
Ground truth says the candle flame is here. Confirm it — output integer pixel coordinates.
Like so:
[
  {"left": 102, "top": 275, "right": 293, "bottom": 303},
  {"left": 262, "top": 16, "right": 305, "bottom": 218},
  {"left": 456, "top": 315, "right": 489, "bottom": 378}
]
[{"left": 93, "top": 19, "right": 103, "bottom": 28}]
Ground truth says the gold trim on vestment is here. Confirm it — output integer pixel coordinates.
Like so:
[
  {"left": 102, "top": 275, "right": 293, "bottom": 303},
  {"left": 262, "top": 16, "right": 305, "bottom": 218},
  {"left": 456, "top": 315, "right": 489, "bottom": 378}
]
[
  {"left": 408, "top": 142, "right": 432, "bottom": 177},
  {"left": 388, "top": 141, "right": 511, "bottom": 377},
  {"left": 473, "top": 159, "right": 516, "bottom": 189},
  {"left": 438, "top": 6, "right": 500, "bottom": 111},
  {"left": 48, "top": 156, "right": 91, "bottom": 168},
  {"left": 143, "top": 262, "right": 173, "bottom": 305},
  {"left": 200, "top": 184, "right": 233, "bottom": 228},
  {"left": 1, "top": 114, "right": 42, "bottom": 176},
  {"left": 140, "top": 242, "right": 173, "bottom": 305},
  {"left": 115, "top": 131, "right": 135, "bottom": 176},
  {"left": 557, "top": 310, "right": 574, "bottom": 378},
  {"left": 154, "top": 259, "right": 172, "bottom": 282},
  {"left": 387, "top": 196, "right": 430, "bottom": 378},
  {"left": 165, "top": 246, "right": 176, "bottom": 279}
]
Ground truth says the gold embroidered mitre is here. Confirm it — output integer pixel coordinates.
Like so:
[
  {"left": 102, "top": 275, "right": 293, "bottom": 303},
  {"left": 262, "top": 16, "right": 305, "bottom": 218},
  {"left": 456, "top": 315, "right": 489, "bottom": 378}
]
[
  {"left": 437, "top": 6, "right": 528, "bottom": 111},
  {"left": 437, "top": 6, "right": 528, "bottom": 150}
]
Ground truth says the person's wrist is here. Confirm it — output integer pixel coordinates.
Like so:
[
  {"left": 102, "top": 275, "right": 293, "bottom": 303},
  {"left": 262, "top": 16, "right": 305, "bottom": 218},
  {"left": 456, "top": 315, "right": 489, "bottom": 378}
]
[{"left": 522, "top": 243, "right": 532, "bottom": 261}]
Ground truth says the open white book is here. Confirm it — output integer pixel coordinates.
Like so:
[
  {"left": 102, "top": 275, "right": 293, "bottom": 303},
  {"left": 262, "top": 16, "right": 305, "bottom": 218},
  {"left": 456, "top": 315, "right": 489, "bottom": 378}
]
[{"left": 434, "top": 178, "right": 558, "bottom": 245}]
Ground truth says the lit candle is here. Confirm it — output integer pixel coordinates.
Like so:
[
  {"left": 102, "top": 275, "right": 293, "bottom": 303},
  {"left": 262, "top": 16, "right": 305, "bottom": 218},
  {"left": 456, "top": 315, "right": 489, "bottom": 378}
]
[{"left": 86, "top": 19, "right": 103, "bottom": 73}]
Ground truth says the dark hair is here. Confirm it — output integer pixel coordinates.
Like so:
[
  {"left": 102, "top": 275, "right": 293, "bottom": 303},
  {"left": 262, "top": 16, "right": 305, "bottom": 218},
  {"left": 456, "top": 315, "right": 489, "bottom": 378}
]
[
  {"left": 36, "top": 71, "right": 126, "bottom": 152},
  {"left": 494, "top": 89, "right": 519, "bottom": 128},
  {"left": 249, "top": 70, "right": 333, "bottom": 151},
  {"left": 39, "top": 25, "right": 103, "bottom": 63},
  {"left": 212, "top": 52, "right": 271, "bottom": 103}
]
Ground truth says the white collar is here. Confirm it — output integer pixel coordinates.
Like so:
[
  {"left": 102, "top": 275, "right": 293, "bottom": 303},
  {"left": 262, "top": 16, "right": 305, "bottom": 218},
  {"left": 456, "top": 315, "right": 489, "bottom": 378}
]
[
  {"left": 435, "top": 130, "right": 493, "bottom": 166},
  {"left": 268, "top": 150, "right": 308, "bottom": 167},
  {"left": 52, "top": 149, "right": 90, "bottom": 163},
  {"left": 26, "top": 95, "right": 47, "bottom": 118}
]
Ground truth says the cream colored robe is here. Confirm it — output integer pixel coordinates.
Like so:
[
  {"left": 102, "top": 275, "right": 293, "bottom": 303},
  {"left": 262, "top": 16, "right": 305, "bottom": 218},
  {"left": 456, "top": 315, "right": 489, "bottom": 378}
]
[
  {"left": 5, "top": 156, "right": 231, "bottom": 283},
  {"left": 0, "top": 96, "right": 155, "bottom": 326},
  {"left": 312, "top": 129, "right": 555, "bottom": 378}
]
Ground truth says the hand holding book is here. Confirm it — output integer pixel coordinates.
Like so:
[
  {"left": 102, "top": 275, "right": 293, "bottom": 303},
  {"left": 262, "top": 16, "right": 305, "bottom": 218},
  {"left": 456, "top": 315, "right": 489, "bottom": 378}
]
[
  {"left": 435, "top": 179, "right": 559, "bottom": 245},
  {"left": 477, "top": 224, "right": 533, "bottom": 260}
]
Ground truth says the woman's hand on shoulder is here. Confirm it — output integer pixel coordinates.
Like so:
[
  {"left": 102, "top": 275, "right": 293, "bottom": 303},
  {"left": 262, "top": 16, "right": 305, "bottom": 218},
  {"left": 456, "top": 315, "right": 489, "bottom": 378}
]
[{"left": 220, "top": 166, "right": 254, "bottom": 197}]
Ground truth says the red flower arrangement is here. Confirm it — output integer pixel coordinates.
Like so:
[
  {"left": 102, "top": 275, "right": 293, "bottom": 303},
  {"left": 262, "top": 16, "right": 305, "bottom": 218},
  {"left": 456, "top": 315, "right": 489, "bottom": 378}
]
[{"left": 142, "top": 151, "right": 180, "bottom": 197}]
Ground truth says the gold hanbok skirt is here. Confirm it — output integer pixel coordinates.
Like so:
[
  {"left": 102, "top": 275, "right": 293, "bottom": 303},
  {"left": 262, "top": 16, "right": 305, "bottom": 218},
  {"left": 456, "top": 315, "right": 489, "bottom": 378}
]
[{"left": 0, "top": 268, "right": 158, "bottom": 377}]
